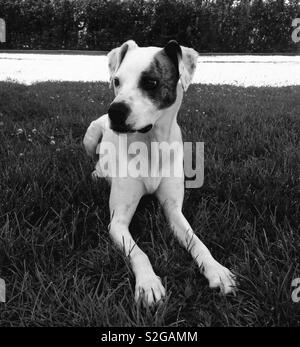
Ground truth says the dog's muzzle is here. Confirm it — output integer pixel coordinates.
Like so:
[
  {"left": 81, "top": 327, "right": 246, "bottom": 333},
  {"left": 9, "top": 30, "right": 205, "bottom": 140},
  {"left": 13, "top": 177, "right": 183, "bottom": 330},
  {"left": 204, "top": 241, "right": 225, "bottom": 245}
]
[
  {"left": 108, "top": 102, "right": 153, "bottom": 134},
  {"left": 108, "top": 102, "right": 131, "bottom": 132}
]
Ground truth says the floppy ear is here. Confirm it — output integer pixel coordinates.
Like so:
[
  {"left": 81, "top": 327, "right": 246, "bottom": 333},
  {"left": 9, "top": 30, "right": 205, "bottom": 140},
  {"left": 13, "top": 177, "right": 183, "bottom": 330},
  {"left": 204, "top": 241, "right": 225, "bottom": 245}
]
[
  {"left": 107, "top": 40, "right": 138, "bottom": 88},
  {"left": 163, "top": 40, "right": 198, "bottom": 92}
]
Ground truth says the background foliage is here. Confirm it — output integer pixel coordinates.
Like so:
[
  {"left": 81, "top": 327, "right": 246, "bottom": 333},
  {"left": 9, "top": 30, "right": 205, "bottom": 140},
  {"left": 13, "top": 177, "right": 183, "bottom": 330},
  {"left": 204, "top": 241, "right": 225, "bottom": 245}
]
[{"left": 0, "top": 0, "right": 299, "bottom": 52}]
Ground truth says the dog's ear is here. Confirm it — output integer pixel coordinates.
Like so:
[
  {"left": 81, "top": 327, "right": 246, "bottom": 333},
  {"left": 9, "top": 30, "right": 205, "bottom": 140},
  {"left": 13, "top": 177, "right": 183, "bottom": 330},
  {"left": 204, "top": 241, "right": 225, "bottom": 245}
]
[
  {"left": 107, "top": 40, "right": 138, "bottom": 87},
  {"left": 163, "top": 40, "right": 198, "bottom": 92}
]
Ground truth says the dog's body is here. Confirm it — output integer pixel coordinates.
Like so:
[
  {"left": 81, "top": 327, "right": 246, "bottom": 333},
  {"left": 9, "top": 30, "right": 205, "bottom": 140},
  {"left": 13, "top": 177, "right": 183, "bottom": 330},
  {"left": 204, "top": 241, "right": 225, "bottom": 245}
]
[{"left": 83, "top": 40, "right": 236, "bottom": 305}]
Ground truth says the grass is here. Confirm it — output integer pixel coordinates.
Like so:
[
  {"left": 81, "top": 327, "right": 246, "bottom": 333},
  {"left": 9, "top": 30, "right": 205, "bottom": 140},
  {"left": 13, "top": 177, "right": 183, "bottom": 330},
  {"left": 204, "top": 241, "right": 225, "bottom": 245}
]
[{"left": 0, "top": 81, "right": 299, "bottom": 327}]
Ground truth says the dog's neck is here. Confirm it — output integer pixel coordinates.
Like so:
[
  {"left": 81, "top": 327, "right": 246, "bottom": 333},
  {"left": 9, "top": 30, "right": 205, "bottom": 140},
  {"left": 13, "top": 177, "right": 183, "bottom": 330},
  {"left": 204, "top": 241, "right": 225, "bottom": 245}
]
[{"left": 151, "top": 84, "right": 184, "bottom": 143}]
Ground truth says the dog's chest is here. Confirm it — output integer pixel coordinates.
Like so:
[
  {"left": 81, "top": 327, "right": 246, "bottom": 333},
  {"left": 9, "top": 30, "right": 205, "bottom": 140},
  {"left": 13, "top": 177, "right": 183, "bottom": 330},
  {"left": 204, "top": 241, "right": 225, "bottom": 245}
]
[
  {"left": 129, "top": 143, "right": 162, "bottom": 194},
  {"left": 142, "top": 176, "right": 162, "bottom": 194}
]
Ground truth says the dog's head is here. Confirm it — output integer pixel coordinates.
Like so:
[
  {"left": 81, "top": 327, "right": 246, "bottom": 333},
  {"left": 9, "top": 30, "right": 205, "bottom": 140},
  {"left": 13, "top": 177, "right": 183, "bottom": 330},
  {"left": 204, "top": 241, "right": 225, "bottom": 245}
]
[{"left": 107, "top": 40, "right": 198, "bottom": 133}]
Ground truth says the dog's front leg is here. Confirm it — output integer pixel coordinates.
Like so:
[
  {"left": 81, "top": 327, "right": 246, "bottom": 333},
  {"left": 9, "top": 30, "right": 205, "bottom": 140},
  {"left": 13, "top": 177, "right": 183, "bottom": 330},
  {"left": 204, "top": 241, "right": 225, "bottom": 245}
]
[
  {"left": 156, "top": 178, "right": 236, "bottom": 294},
  {"left": 83, "top": 114, "right": 109, "bottom": 159},
  {"left": 109, "top": 179, "right": 165, "bottom": 305}
]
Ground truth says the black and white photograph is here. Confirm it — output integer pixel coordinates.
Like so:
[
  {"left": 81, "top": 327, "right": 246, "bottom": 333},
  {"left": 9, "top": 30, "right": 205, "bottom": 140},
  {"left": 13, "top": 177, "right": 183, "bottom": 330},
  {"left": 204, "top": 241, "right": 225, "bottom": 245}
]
[{"left": 0, "top": 0, "right": 299, "bottom": 331}]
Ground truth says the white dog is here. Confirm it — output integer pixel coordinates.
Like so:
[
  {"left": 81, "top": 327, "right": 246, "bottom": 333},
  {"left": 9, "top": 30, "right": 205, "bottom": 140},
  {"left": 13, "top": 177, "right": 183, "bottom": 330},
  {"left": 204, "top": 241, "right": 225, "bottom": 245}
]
[{"left": 83, "top": 40, "right": 236, "bottom": 305}]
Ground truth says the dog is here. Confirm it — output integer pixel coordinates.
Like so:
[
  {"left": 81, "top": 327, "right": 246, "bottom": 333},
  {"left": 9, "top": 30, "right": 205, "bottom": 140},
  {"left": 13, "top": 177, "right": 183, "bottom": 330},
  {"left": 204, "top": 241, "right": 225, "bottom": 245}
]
[{"left": 83, "top": 40, "right": 236, "bottom": 305}]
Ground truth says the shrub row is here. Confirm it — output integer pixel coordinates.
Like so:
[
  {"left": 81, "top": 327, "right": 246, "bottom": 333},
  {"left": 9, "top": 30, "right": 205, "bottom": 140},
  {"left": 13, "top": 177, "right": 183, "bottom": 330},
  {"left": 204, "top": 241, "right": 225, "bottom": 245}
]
[{"left": 0, "top": 0, "right": 299, "bottom": 52}]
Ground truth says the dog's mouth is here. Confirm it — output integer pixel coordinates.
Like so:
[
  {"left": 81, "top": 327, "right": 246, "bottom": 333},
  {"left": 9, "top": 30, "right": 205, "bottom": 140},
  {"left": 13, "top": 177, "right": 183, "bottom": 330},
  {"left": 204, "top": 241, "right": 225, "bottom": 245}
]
[
  {"left": 111, "top": 125, "right": 135, "bottom": 134},
  {"left": 137, "top": 124, "right": 153, "bottom": 133},
  {"left": 111, "top": 124, "right": 153, "bottom": 134}
]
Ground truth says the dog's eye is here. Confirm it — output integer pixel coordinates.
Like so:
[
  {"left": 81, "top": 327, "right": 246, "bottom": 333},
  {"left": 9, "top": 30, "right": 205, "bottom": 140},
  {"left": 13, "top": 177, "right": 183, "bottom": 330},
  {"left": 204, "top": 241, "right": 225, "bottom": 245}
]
[
  {"left": 114, "top": 78, "right": 120, "bottom": 87},
  {"left": 142, "top": 78, "right": 158, "bottom": 90}
]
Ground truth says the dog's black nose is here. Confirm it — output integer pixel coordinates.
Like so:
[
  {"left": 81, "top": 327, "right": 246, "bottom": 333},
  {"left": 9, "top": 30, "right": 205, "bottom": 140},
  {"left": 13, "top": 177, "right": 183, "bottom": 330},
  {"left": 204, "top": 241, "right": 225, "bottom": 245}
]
[{"left": 108, "top": 102, "right": 130, "bottom": 125}]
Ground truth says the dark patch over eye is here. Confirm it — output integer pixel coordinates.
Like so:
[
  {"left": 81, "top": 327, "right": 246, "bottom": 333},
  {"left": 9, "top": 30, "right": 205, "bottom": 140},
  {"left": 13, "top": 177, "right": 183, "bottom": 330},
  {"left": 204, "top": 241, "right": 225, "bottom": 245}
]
[
  {"left": 139, "top": 54, "right": 179, "bottom": 110},
  {"left": 141, "top": 77, "right": 159, "bottom": 90},
  {"left": 114, "top": 77, "right": 120, "bottom": 87}
]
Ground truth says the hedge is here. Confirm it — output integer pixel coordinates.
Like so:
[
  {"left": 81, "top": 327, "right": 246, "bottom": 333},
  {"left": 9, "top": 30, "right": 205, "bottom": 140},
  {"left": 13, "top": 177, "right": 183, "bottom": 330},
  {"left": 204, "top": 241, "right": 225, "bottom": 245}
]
[{"left": 0, "top": 0, "right": 299, "bottom": 52}]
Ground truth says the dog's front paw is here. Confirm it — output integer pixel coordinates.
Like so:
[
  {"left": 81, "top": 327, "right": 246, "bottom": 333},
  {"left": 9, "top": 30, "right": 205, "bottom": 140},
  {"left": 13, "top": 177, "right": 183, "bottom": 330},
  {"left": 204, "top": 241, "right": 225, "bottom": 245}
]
[
  {"left": 135, "top": 275, "right": 166, "bottom": 306},
  {"left": 91, "top": 169, "right": 104, "bottom": 181},
  {"left": 203, "top": 261, "right": 237, "bottom": 295}
]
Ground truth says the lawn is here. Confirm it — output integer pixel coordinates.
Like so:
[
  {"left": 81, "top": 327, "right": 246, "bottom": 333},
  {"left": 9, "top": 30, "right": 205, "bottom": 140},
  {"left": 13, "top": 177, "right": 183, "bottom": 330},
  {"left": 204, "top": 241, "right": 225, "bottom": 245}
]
[{"left": 0, "top": 81, "right": 299, "bottom": 326}]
